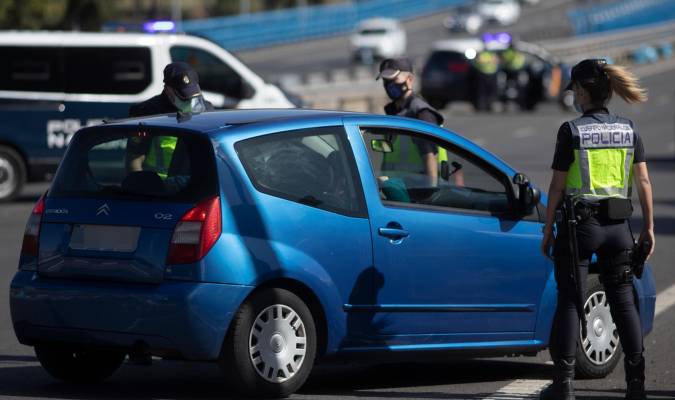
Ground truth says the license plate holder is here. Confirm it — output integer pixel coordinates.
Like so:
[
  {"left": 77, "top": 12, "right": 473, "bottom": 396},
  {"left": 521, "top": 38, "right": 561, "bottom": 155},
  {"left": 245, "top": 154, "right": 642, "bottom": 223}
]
[{"left": 69, "top": 225, "right": 140, "bottom": 253}]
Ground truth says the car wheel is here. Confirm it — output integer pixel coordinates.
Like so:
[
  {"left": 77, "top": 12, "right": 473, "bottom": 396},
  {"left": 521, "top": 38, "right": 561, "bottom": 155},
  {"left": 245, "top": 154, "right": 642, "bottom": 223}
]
[
  {"left": 34, "top": 345, "right": 126, "bottom": 383},
  {"left": 0, "top": 146, "right": 26, "bottom": 202},
  {"left": 220, "top": 288, "right": 317, "bottom": 397},
  {"left": 576, "top": 276, "right": 623, "bottom": 378},
  {"left": 549, "top": 275, "right": 622, "bottom": 379}
]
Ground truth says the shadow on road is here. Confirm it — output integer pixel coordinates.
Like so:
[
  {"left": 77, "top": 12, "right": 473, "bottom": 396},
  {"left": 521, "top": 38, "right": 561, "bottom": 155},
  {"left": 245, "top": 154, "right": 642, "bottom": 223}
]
[{"left": 0, "top": 356, "right": 552, "bottom": 399}]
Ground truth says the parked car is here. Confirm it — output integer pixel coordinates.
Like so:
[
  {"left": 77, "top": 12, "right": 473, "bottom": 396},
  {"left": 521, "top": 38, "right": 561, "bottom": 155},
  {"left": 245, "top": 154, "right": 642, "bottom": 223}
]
[
  {"left": 10, "top": 110, "right": 656, "bottom": 397},
  {"left": 421, "top": 38, "right": 569, "bottom": 111},
  {"left": 478, "top": 0, "right": 521, "bottom": 26},
  {"left": 443, "top": 4, "right": 485, "bottom": 34},
  {"left": 350, "top": 18, "right": 406, "bottom": 63},
  {"left": 0, "top": 31, "right": 297, "bottom": 202}
]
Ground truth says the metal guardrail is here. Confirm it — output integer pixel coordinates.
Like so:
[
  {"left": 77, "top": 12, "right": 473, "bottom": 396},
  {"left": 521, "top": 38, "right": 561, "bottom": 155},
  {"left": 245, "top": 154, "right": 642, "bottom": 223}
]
[
  {"left": 540, "top": 19, "right": 675, "bottom": 62},
  {"left": 182, "top": 0, "right": 466, "bottom": 52},
  {"left": 568, "top": 0, "right": 675, "bottom": 35}
]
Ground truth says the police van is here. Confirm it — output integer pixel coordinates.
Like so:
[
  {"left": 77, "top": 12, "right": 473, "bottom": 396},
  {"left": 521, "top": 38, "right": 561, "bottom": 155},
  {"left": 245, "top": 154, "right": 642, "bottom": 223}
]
[{"left": 0, "top": 32, "right": 297, "bottom": 201}]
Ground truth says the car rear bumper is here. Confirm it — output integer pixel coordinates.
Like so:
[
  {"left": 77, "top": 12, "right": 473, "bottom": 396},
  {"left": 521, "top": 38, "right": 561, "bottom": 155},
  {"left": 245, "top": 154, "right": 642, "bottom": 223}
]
[{"left": 9, "top": 271, "right": 253, "bottom": 360}]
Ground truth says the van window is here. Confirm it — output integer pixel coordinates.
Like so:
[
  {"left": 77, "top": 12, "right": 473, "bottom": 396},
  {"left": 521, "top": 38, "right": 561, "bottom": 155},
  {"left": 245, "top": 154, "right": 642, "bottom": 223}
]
[
  {"left": 170, "top": 45, "right": 253, "bottom": 100},
  {"left": 236, "top": 127, "right": 366, "bottom": 218},
  {"left": 49, "top": 128, "right": 217, "bottom": 202},
  {"left": 0, "top": 46, "right": 64, "bottom": 92},
  {"left": 63, "top": 47, "right": 152, "bottom": 95}
]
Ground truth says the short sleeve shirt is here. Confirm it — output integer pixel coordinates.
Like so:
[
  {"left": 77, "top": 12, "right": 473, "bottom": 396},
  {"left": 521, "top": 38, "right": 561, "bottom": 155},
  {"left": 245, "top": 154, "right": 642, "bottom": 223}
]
[{"left": 551, "top": 110, "right": 645, "bottom": 171}]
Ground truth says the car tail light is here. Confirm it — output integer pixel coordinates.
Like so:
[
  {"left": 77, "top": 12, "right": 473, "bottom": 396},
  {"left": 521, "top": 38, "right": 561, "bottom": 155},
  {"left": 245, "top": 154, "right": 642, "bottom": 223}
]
[
  {"left": 167, "top": 196, "right": 221, "bottom": 265},
  {"left": 20, "top": 193, "right": 46, "bottom": 258},
  {"left": 448, "top": 62, "right": 470, "bottom": 73}
]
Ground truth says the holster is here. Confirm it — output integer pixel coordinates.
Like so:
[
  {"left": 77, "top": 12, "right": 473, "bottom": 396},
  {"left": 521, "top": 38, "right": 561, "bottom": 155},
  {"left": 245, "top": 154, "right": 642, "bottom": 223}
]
[{"left": 600, "top": 250, "right": 634, "bottom": 285}]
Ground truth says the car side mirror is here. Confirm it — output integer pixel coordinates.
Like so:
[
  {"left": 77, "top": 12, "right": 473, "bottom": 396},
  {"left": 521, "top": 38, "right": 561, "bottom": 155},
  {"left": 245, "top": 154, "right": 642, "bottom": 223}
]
[
  {"left": 513, "top": 172, "right": 540, "bottom": 215},
  {"left": 371, "top": 139, "right": 393, "bottom": 153}
]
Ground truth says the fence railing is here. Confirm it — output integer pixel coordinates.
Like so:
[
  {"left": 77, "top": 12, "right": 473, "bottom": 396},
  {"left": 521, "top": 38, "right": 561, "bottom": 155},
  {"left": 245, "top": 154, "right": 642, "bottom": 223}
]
[
  {"left": 182, "top": 0, "right": 466, "bottom": 52},
  {"left": 568, "top": 0, "right": 675, "bottom": 35}
]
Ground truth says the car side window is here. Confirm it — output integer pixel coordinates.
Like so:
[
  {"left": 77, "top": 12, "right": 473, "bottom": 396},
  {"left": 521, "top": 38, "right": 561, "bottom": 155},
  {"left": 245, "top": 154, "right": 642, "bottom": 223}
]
[
  {"left": 236, "top": 127, "right": 366, "bottom": 218},
  {"left": 170, "top": 45, "right": 252, "bottom": 101},
  {"left": 361, "top": 127, "right": 511, "bottom": 214},
  {"left": 0, "top": 46, "right": 64, "bottom": 92},
  {"left": 64, "top": 47, "right": 152, "bottom": 94}
]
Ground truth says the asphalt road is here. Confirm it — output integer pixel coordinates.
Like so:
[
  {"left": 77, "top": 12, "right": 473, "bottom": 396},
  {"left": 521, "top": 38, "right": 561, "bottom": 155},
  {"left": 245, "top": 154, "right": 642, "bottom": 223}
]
[{"left": 0, "top": 67, "right": 674, "bottom": 399}]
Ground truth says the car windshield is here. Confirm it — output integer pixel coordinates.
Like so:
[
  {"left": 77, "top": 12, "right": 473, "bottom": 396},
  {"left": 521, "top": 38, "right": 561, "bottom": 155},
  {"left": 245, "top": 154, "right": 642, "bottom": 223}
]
[
  {"left": 49, "top": 128, "right": 218, "bottom": 202},
  {"left": 359, "top": 28, "right": 389, "bottom": 35}
]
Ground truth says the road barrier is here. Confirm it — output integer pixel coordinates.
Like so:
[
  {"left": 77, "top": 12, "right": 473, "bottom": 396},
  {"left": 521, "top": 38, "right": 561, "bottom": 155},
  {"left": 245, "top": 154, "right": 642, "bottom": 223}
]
[{"left": 568, "top": 0, "right": 675, "bottom": 35}]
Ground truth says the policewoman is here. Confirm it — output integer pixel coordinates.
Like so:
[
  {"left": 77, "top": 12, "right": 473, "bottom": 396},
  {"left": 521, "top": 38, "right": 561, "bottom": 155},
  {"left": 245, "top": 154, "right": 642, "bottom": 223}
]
[
  {"left": 376, "top": 58, "right": 445, "bottom": 186},
  {"left": 541, "top": 59, "right": 654, "bottom": 400}
]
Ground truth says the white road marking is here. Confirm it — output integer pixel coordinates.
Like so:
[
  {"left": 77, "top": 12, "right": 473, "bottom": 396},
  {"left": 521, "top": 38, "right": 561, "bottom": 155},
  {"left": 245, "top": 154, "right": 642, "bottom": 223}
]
[
  {"left": 482, "top": 282, "right": 675, "bottom": 399},
  {"left": 655, "top": 282, "right": 675, "bottom": 317}
]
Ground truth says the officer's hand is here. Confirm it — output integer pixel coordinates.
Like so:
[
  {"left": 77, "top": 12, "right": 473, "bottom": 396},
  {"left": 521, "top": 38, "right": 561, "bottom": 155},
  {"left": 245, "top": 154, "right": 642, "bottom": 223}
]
[
  {"left": 541, "top": 226, "right": 554, "bottom": 260},
  {"left": 639, "top": 229, "right": 655, "bottom": 260}
]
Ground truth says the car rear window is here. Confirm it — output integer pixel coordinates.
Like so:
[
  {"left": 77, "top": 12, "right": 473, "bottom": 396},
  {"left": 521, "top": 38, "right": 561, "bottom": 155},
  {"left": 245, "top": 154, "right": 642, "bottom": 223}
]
[
  {"left": 425, "top": 51, "right": 468, "bottom": 70},
  {"left": 49, "top": 128, "right": 218, "bottom": 202}
]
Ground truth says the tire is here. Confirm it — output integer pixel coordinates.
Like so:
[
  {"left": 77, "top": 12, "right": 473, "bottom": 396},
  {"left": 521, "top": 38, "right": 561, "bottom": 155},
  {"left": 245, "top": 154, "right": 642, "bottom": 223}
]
[
  {"left": 0, "top": 145, "right": 26, "bottom": 202},
  {"left": 219, "top": 288, "right": 317, "bottom": 398},
  {"left": 35, "top": 345, "right": 126, "bottom": 383},
  {"left": 549, "top": 275, "right": 622, "bottom": 379}
]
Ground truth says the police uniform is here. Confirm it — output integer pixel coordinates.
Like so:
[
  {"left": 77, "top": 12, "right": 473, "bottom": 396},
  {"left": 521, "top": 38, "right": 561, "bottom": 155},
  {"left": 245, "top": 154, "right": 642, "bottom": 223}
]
[
  {"left": 383, "top": 94, "right": 445, "bottom": 174},
  {"left": 128, "top": 62, "right": 213, "bottom": 177},
  {"left": 546, "top": 107, "right": 647, "bottom": 399}
]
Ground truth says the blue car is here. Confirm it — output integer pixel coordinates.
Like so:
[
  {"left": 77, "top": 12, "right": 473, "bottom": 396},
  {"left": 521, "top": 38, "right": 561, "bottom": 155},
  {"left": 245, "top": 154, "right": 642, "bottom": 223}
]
[{"left": 10, "top": 110, "right": 656, "bottom": 397}]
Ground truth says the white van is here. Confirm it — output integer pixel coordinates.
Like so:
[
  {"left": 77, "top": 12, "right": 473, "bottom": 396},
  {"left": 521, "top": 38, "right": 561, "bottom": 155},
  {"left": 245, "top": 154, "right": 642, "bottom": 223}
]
[{"left": 0, "top": 32, "right": 296, "bottom": 201}]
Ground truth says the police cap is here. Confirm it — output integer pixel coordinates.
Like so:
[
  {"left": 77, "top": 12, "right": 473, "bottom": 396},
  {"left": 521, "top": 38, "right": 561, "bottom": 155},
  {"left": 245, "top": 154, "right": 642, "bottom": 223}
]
[
  {"left": 565, "top": 59, "right": 608, "bottom": 91},
  {"left": 376, "top": 58, "right": 413, "bottom": 81},
  {"left": 163, "top": 62, "right": 201, "bottom": 100}
]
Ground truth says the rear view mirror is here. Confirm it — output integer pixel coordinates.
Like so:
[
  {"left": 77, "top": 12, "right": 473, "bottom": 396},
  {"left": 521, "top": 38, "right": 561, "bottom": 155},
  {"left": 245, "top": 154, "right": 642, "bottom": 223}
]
[
  {"left": 440, "top": 160, "right": 463, "bottom": 181},
  {"left": 371, "top": 139, "right": 393, "bottom": 153}
]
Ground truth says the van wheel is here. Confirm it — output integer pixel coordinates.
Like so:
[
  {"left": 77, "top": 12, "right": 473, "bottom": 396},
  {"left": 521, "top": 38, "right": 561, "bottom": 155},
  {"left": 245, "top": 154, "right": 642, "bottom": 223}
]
[
  {"left": 0, "top": 146, "right": 26, "bottom": 202},
  {"left": 549, "top": 276, "right": 622, "bottom": 379},
  {"left": 220, "top": 288, "right": 317, "bottom": 397},
  {"left": 34, "top": 345, "right": 126, "bottom": 383}
]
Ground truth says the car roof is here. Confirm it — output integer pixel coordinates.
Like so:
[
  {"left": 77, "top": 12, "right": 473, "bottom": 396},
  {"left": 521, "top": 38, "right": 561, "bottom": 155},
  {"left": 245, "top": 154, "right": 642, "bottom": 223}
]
[
  {"left": 103, "top": 109, "right": 363, "bottom": 133},
  {"left": 432, "top": 38, "right": 484, "bottom": 53},
  {"left": 0, "top": 31, "right": 207, "bottom": 47}
]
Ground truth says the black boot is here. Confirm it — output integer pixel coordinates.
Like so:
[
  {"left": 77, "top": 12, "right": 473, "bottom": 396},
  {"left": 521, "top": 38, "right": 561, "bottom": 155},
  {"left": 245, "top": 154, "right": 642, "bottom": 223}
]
[
  {"left": 625, "top": 355, "right": 647, "bottom": 400},
  {"left": 540, "top": 358, "right": 575, "bottom": 400}
]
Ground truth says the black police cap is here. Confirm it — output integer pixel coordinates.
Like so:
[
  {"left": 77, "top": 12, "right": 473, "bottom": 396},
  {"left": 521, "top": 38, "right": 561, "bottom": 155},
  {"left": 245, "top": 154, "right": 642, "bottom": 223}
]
[
  {"left": 376, "top": 58, "right": 413, "bottom": 80},
  {"left": 565, "top": 59, "right": 608, "bottom": 91},
  {"left": 163, "top": 62, "right": 201, "bottom": 100}
]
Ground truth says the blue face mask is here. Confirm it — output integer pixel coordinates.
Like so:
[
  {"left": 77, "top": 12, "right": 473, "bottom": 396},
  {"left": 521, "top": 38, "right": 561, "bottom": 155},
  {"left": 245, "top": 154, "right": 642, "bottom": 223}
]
[{"left": 384, "top": 81, "right": 408, "bottom": 100}]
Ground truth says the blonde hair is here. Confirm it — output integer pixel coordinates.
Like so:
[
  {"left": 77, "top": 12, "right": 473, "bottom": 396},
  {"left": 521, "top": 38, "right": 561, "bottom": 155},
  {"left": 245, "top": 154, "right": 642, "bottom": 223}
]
[{"left": 603, "top": 64, "right": 648, "bottom": 104}]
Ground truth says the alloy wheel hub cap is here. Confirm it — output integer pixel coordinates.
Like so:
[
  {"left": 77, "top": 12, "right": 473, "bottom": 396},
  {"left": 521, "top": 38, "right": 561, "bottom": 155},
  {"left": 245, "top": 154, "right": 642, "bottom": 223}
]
[
  {"left": 581, "top": 291, "right": 619, "bottom": 366},
  {"left": 249, "top": 304, "right": 307, "bottom": 383}
]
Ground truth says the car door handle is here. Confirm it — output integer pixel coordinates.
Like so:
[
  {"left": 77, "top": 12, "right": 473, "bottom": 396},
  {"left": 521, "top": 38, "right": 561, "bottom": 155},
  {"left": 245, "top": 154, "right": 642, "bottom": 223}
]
[{"left": 378, "top": 227, "right": 409, "bottom": 240}]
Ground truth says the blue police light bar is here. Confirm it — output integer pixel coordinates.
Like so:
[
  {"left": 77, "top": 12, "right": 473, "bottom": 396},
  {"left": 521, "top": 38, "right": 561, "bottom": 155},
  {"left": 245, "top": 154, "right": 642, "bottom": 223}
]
[
  {"left": 482, "top": 32, "right": 512, "bottom": 44},
  {"left": 143, "top": 20, "right": 176, "bottom": 33}
]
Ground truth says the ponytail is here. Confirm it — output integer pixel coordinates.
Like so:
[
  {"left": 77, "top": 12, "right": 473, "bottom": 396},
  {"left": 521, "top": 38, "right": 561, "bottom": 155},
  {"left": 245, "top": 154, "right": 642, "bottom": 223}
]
[{"left": 603, "top": 64, "right": 648, "bottom": 104}]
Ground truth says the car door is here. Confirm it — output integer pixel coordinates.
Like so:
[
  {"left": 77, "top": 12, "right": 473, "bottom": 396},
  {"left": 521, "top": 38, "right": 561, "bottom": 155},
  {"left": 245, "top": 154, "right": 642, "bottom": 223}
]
[{"left": 347, "top": 122, "right": 549, "bottom": 346}]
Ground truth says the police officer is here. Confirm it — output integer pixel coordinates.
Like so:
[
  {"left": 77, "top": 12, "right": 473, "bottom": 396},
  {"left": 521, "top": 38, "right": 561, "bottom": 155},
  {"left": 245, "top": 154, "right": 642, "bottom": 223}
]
[
  {"left": 128, "top": 62, "right": 213, "bottom": 174},
  {"left": 541, "top": 59, "right": 654, "bottom": 400},
  {"left": 129, "top": 61, "right": 213, "bottom": 117},
  {"left": 473, "top": 48, "right": 499, "bottom": 111},
  {"left": 376, "top": 58, "right": 445, "bottom": 186}
]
